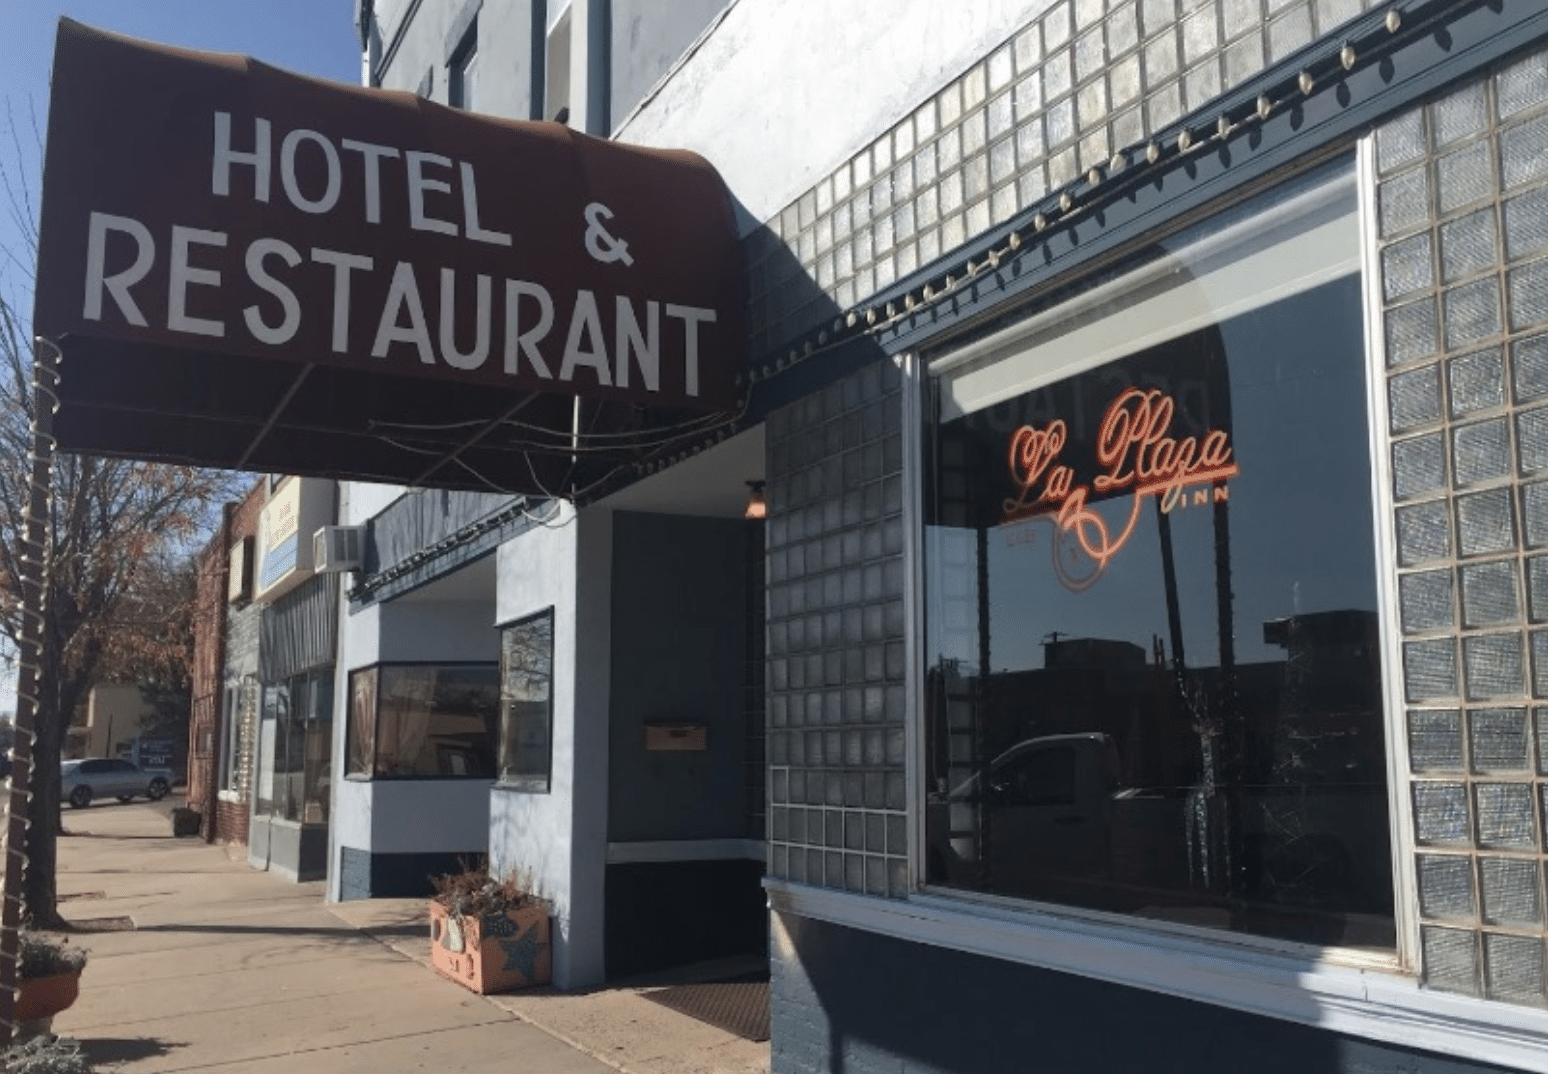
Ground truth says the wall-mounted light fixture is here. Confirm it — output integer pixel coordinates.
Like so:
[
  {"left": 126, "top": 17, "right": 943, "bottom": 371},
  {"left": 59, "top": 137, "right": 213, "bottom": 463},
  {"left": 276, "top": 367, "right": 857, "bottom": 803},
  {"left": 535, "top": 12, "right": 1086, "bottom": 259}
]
[{"left": 744, "top": 480, "right": 767, "bottom": 520}]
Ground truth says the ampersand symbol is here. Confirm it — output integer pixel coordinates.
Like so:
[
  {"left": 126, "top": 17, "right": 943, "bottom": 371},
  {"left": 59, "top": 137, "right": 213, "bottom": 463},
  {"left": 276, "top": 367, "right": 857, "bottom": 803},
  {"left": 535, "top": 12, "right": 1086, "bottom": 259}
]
[{"left": 583, "top": 202, "right": 633, "bottom": 266}]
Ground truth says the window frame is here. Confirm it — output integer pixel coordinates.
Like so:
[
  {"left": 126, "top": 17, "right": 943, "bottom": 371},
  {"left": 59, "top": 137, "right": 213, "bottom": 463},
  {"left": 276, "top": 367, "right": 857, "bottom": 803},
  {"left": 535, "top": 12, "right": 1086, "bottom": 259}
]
[
  {"left": 905, "top": 152, "right": 1411, "bottom": 971},
  {"left": 343, "top": 660, "right": 501, "bottom": 782},
  {"left": 496, "top": 607, "right": 555, "bottom": 794},
  {"left": 256, "top": 665, "right": 334, "bottom": 823},
  {"left": 447, "top": 19, "right": 477, "bottom": 111},
  {"left": 216, "top": 682, "right": 240, "bottom": 797}
]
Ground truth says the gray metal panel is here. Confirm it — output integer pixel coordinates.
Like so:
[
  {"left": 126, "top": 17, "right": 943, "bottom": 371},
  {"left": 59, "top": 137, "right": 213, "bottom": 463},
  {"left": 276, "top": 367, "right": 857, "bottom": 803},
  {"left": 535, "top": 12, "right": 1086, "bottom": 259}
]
[
  {"left": 260, "top": 575, "right": 340, "bottom": 681},
  {"left": 368, "top": 490, "right": 518, "bottom": 574}
]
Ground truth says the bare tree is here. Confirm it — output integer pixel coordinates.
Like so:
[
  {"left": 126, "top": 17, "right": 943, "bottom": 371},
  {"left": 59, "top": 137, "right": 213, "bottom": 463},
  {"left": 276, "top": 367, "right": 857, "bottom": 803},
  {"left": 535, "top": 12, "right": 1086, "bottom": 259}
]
[{"left": 0, "top": 103, "right": 242, "bottom": 925}]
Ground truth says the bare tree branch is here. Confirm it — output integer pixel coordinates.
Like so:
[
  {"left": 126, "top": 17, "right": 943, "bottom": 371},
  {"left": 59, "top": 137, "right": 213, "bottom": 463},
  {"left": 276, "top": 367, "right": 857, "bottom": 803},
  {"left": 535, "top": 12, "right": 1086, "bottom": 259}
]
[{"left": 0, "top": 105, "right": 246, "bottom": 925}]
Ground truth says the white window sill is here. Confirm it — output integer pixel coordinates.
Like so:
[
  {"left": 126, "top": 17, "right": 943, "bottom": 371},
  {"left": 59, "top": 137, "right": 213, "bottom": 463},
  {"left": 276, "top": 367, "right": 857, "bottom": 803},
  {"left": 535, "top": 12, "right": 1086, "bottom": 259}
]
[
  {"left": 765, "top": 879, "right": 1548, "bottom": 1072},
  {"left": 216, "top": 790, "right": 243, "bottom": 804}
]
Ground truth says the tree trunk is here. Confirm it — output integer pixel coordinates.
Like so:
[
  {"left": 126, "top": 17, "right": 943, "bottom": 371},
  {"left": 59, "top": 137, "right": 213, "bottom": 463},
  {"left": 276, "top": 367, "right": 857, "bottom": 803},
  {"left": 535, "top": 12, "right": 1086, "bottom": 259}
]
[{"left": 22, "top": 641, "right": 67, "bottom": 930}]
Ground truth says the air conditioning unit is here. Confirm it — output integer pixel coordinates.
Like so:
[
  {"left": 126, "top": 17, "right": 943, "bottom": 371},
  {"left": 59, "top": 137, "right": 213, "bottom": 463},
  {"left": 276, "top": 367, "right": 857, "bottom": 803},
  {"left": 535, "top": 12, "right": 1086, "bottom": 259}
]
[{"left": 313, "top": 526, "right": 364, "bottom": 573}]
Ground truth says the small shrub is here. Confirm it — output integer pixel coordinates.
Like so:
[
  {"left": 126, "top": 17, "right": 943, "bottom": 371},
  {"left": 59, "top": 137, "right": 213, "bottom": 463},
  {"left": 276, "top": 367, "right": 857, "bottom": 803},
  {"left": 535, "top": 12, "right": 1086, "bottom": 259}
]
[
  {"left": 430, "top": 860, "right": 544, "bottom": 920},
  {"left": 1, "top": 1034, "right": 91, "bottom": 1074},
  {"left": 17, "top": 935, "right": 86, "bottom": 981}
]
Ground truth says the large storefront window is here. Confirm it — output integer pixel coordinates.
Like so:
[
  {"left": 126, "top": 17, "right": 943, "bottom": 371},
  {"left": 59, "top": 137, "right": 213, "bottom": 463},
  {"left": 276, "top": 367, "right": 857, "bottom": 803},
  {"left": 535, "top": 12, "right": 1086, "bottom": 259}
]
[
  {"left": 923, "top": 162, "right": 1395, "bottom": 950},
  {"left": 345, "top": 663, "right": 499, "bottom": 778},
  {"left": 498, "top": 609, "right": 554, "bottom": 791},
  {"left": 257, "top": 667, "right": 333, "bottom": 823}
]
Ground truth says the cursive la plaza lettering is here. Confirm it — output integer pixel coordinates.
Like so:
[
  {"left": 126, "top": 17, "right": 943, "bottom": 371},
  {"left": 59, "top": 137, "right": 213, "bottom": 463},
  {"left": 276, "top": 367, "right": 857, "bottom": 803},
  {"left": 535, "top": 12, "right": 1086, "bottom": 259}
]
[{"left": 1003, "top": 387, "right": 1239, "bottom": 573}]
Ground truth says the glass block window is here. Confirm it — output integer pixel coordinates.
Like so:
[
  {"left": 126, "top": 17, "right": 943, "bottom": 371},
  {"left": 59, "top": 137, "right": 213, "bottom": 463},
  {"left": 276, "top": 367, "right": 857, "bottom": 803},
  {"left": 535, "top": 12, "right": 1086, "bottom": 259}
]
[
  {"left": 766, "top": 363, "right": 909, "bottom": 898},
  {"left": 1378, "top": 47, "right": 1548, "bottom": 1006}
]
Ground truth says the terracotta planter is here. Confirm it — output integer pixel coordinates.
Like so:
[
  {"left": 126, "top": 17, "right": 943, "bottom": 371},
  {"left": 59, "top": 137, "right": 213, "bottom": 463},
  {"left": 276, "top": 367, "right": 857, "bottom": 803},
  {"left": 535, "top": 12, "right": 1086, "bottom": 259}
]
[
  {"left": 17, "top": 970, "right": 81, "bottom": 1023},
  {"left": 429, "top": 901, "right": 551, "bottom": 994}
]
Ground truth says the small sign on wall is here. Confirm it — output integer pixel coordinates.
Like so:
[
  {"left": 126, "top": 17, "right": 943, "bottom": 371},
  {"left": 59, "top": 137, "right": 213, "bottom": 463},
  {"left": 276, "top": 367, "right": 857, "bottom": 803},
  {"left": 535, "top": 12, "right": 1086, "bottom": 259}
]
[{"left": 644, "top": 722, "right": 708, "bottom": 752}]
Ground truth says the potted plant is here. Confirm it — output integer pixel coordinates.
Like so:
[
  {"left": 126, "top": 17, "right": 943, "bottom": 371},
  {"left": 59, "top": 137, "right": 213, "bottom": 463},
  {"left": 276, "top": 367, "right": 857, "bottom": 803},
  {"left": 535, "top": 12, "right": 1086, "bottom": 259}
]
[
  {"left": 428, "top": 864, "right": 551, "bottom": 994},
  {"left": 16, "top": 931, "right": 88, "bottom": 1033}
]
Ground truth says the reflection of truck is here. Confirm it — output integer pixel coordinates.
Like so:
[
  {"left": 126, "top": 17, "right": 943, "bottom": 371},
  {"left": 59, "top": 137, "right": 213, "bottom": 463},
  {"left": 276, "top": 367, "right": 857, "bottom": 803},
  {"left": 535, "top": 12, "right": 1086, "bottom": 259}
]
[{"left": 927, "top": 731, "right": 1392, "bottom": 940}]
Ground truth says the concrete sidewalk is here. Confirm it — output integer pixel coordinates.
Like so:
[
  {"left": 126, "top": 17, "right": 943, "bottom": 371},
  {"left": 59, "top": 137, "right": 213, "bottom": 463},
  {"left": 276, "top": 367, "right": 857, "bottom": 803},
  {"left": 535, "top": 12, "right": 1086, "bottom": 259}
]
[{"left": 42, "top": 799, "right": 769, "bottom": 1074}]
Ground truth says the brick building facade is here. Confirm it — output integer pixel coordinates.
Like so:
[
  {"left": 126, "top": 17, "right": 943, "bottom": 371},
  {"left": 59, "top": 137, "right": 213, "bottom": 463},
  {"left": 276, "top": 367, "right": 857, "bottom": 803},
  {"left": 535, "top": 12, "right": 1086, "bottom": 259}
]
[{"left": 187, "top": 479, "right": 265, "bottom": 846}]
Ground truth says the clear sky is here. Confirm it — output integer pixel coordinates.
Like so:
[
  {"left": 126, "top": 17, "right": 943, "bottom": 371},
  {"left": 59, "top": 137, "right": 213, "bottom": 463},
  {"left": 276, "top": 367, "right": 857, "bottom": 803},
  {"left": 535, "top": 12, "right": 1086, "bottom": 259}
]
[{"left": 0, "top": 0, "right": 362, "bottom": 315}]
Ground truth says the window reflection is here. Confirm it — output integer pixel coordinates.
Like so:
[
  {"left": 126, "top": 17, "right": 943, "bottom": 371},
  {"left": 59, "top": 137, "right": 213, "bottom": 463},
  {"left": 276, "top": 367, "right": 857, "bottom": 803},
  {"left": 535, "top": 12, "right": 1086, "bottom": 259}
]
[
  {"left": 256, "top": 667, "right": 333, "bottom": 824},
  {"left": 345, "top": 664, "right": 500, "bottom": 779},
  {"left": 924, "top": 275, "right": 1394, "bottom": 949},
  {"left": 499, "top": 609, "right": 554, "bottom": 792}
]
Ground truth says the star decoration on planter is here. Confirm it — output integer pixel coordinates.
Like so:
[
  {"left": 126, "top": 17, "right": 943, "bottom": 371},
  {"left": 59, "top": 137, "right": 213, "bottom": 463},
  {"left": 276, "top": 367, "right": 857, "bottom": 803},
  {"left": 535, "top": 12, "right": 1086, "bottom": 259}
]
[
  {"left": 482, "top": 913, "right": 519, "bottom": 938},
  {"left": 499, "top": 924, "right": 543, "bottom": 980}
]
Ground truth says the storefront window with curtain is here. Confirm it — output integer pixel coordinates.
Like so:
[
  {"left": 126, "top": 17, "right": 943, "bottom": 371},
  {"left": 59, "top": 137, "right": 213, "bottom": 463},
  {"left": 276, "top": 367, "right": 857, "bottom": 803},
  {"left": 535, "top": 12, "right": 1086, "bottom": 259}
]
[{"left": 345, "top": 663, "right": 499, "bottom": 778}]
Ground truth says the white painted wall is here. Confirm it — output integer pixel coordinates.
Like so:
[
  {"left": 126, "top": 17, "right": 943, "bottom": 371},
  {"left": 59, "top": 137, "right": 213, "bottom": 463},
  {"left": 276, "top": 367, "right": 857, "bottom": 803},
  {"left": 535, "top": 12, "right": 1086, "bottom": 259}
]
[
  {"left": 372, "top": 780, "right": 493, "bottom": 850},
  {"left": 341, "top": 481, "right": 407, "bottom": 528},
  {"left": 489, "top": 502, "right": 611, "bottom": 988},
  {"left": 326, "top": 576, "right": 501, "bottom": 900},
  {"left": 616, "top": 0, "right": 1057, "bottom": 228},
  {"left": 374, "top": 0, "right": 540, "bottom": 119}
]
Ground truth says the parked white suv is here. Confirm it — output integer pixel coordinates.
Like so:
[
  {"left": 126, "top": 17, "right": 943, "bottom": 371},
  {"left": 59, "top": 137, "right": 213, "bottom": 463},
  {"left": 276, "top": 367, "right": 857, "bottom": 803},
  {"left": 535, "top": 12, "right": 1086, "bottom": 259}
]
[{"left": 61, "top": 759, "right": 171, "bottom": 808}]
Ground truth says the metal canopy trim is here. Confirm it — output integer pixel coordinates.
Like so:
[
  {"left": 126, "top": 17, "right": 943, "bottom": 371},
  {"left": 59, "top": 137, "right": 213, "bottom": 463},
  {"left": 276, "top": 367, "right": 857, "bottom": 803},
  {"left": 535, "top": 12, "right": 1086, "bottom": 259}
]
[{"left": 34, "top": 18, "right": 747, "bottom": 495}]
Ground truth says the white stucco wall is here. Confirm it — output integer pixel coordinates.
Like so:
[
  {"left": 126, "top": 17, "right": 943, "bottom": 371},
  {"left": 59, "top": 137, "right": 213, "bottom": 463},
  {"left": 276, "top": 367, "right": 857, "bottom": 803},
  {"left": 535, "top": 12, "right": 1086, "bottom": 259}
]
[
  {"left": 326, "top": 579, "right": 501, "bottom": 900},
  {"left": 341, "top": 481, "right": 407, "bottom": 528},
  {"left": 615, "top": 0, "right": 1057, "bottom": 228},
  {"left": 489, "top": 502, "right": 611, "bottom": 988}
]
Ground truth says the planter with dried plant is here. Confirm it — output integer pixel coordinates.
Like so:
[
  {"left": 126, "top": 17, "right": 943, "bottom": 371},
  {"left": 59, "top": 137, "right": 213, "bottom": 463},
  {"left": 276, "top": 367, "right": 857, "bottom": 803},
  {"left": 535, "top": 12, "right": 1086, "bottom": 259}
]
[
  {"left": 428, "top": 865, "right": 551, "bottom": 994},
  {"left": 16, "top": 932, "right": 88, "bottom": 1033}
]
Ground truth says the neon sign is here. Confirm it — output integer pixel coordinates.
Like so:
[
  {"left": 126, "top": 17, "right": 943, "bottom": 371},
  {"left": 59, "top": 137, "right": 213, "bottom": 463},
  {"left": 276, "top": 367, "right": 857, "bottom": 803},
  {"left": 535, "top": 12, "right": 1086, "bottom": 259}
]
[{"left": 1003, "top": 388, "right": 1238, "bottom": 584}]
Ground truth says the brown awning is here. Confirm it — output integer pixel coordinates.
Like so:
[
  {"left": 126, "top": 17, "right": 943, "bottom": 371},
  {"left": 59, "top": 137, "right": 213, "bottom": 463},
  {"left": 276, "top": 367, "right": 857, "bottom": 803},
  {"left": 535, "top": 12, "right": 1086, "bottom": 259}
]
[{"left": 34, "top": 19, "right": 746, "bottom": 494}]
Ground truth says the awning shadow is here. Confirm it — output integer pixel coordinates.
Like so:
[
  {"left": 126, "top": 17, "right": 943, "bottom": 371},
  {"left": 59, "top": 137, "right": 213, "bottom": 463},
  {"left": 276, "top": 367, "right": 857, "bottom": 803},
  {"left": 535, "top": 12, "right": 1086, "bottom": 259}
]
[{"left": 134, "top": 922, "right": 402, "bottom": 938}]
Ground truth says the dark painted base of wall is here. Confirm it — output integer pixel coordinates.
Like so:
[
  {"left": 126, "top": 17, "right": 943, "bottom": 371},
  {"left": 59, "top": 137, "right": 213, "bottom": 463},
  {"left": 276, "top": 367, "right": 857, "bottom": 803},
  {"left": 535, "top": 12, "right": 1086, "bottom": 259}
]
[
  {"left": 771, "top": 911, "right": 1516, "bottom": 1074},
  {"left": 338, "top": 847, "right": 483, "bottom": 900},
  {"left": 605, "top": 859, "right": 767, "bottom": 980}
]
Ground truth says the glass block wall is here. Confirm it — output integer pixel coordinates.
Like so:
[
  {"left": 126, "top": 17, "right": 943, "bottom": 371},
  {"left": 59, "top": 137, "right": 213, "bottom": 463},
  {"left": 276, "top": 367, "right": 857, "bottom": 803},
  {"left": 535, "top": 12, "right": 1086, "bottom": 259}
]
[
  {"left": 743, "top": 0, "right": 1385, "bottom": 360},
  {"left": 1376, "top": 46, "right": 1548, "bottom": 1004},
  {"left": 765, "top": 361, "right": 909, "bottom": 897}
]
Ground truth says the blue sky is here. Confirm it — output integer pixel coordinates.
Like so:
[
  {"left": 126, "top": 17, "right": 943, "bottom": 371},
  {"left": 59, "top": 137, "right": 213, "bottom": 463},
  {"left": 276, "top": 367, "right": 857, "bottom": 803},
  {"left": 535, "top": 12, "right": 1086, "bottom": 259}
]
[{"left": 0, "top": 1, "right": 362, "bottom": 314}]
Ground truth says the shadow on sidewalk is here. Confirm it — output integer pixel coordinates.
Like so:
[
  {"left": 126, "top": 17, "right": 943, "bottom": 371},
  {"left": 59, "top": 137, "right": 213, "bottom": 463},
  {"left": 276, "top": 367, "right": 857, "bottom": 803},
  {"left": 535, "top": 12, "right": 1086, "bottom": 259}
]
[
  {"left": 137, "top": 922, "right": 427, "bottom": 939},
  {"left": 64, "top": 868, "right": 247, "bottom": 875},
  {"left": 80, "top": 1036, "right": 186, "bottom": 1066}
]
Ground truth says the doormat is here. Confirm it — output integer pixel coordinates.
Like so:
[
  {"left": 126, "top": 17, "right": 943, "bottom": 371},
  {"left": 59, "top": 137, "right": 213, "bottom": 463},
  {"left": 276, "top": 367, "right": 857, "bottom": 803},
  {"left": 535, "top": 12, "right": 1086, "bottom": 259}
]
[{"left": 641, "top": 972, "right": 769, "bottom": 1042}]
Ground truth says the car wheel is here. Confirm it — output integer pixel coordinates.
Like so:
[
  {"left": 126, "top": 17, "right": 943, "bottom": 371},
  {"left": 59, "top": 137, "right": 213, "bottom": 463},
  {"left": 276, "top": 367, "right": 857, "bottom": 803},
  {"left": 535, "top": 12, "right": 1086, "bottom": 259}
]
[
  {"left": 68, "top": 785, "right": 92, "bottom": 809},
  {"left": 147, "top": 779, "right": 169, "bottom": 801}
]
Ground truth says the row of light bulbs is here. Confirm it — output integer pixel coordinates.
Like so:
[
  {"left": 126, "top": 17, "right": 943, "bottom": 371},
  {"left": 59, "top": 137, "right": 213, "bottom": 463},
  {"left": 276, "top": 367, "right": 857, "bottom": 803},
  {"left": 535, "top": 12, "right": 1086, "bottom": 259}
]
[
  {"left": 634, "top": 6, "right": 1412, "bottom": 483},
  {"left": 730, "top": 6, "right": 1408, "bottom": 388}
]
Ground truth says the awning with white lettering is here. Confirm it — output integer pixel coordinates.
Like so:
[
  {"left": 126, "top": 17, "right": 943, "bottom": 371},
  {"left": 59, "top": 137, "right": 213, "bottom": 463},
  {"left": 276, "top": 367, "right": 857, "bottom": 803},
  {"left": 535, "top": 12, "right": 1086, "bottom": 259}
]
[{"left": 34, "top": 19, "right": 746, "bottom": 494}]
